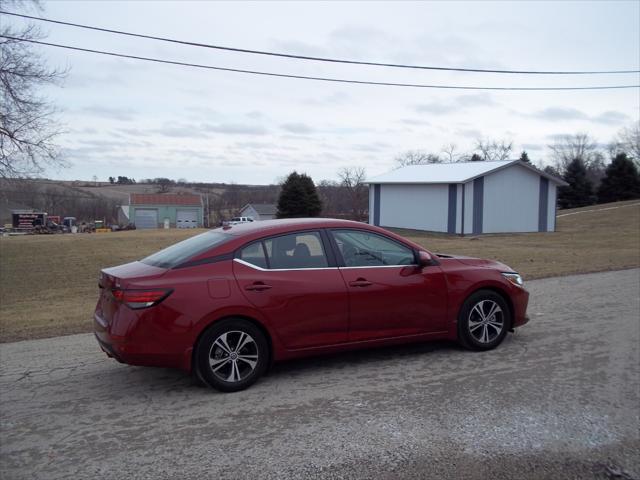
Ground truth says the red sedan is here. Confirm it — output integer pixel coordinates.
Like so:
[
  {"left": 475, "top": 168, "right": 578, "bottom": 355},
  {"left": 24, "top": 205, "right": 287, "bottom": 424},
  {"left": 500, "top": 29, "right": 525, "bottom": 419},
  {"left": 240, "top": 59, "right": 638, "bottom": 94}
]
[{"left": 94, "top": 218, "right": 529, "bottom": 391}]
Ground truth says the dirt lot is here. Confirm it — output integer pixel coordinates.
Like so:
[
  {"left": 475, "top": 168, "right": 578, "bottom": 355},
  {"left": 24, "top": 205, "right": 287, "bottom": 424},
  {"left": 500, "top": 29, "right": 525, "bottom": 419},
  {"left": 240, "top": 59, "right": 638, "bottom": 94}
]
[
  {"left": 1, "top": 270, "right": 638, "bottom": 480},
  {"left": 0, "top": 200, "right": 638, "bottom": 342}
]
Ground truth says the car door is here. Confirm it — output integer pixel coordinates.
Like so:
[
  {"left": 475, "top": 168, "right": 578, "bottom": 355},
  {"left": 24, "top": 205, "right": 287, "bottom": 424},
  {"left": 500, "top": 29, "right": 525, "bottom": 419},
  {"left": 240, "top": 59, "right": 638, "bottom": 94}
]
[
  {"left": 233, "top": 230, "right": 349, "bottom": 350},
  {"left": 329, "top": 228, "right": 448, "bottom": 342}
]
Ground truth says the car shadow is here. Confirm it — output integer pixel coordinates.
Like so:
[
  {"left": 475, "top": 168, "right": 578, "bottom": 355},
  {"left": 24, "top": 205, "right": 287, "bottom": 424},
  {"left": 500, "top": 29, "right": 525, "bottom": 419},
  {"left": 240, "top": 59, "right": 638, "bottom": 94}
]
[
  {"left": 108, "top": 339, "right": 462, "bottom": 395},
  {"left": 267, "top": 339, "right": 460, "bottom": 377}
]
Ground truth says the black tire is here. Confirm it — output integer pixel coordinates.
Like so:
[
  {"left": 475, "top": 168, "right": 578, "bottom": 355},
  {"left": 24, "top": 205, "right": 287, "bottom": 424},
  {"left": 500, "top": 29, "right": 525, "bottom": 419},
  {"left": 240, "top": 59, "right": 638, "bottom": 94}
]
[
  {"left": 194, "top": 318, "right": 269, "bottom": 392},
  {"left": 458, "top": 290, "right": 510, "bottom": 351}
]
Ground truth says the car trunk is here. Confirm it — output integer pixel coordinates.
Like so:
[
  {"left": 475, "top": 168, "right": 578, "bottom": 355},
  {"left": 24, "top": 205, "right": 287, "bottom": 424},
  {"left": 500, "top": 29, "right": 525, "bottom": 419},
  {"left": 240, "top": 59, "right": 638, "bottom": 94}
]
[{"left": 96, "top": 261, "right": 167, "bottom": 330}]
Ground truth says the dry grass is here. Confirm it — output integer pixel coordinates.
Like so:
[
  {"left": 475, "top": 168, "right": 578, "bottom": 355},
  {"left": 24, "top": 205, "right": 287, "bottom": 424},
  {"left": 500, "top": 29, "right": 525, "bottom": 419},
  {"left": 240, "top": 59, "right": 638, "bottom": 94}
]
[
  {"left": 0, "top": 229, "right": 204, "bottom": 343},
  {"left": 1, "top": 201, "right": 639, "bottom": 343}
]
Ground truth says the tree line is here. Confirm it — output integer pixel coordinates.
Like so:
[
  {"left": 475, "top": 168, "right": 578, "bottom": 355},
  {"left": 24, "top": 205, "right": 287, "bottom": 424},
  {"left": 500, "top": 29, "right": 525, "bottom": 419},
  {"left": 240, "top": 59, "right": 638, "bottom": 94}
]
[{"left": 0, "top": 179, "right": 119, "bottom": 223}]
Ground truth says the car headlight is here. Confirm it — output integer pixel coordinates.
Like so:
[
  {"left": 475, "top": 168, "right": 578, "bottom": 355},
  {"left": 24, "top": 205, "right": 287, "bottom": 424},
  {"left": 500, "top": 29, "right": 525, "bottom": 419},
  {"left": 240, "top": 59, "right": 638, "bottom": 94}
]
[{"left": 502, "top": 272, "right": 524, "bottom": 287}]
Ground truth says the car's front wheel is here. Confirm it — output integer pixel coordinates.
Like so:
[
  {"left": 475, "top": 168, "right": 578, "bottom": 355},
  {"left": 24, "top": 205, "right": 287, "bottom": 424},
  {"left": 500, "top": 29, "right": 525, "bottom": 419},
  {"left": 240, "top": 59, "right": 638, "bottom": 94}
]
[
  {"left": 195, "top": 318, "right": 269, "bottom": 392},
  {"left": 458, "top": 290, "right": 510, "bottom": 351}
]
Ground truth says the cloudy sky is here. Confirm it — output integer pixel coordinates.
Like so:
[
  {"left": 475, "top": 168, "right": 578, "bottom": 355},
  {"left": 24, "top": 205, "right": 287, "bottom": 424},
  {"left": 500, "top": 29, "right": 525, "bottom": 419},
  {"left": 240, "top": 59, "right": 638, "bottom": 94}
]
[{"left": 8, "top": 0, "right": 640, "bottom": 184}]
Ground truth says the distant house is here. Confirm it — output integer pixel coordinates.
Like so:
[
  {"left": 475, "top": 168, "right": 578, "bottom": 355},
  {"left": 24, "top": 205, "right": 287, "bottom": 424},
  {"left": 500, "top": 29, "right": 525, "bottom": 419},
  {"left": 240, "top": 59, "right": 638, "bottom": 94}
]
[
  {"left": 239, "top": 203, "right": 277, "bottom": 221},
  {"left": 126, "top": 193, "right": 204, "bottom": 229},
  {"left": 367, "top": 160, "right": 568, "bottom": 234}
]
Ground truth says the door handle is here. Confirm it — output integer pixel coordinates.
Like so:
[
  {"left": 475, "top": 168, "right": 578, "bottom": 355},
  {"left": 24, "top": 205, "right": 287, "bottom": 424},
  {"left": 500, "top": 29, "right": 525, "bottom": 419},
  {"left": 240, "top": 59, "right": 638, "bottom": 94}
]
[
  {"left": 245, "top": 282, "right": 272, "bottom": 291},
  {"left": 349, "top": 279, "right": 373, "bottom": 287}
]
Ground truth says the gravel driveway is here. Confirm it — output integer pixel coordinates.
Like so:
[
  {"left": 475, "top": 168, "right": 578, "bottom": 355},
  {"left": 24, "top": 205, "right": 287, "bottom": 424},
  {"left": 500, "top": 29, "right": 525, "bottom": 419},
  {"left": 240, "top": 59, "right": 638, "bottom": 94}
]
[{"left": 1, "top": 269, "right": 638, "bottom": 480}]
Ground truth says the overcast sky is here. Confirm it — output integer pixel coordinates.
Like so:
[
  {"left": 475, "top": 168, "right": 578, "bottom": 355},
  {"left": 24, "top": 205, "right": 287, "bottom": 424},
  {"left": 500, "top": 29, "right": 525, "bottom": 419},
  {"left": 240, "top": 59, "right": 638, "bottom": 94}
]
[{"left": 9, "top": 0, "right": 640, "bottom": 184}]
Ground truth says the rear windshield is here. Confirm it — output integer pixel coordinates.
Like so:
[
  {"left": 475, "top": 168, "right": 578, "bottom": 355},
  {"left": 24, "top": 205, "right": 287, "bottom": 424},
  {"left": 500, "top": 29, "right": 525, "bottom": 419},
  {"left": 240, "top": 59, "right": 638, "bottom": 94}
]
[{"left": 141, "top": 231, "right": 231, "bottom": 268}]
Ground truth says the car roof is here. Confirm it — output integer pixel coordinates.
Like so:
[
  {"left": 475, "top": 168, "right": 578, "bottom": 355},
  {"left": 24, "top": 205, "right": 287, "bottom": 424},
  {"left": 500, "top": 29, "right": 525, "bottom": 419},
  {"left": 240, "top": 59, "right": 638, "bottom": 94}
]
[
  {"left": 186, "top": 218, "right": 429, "bottom": 265},
  {"left": 217, "top": 218, "right": 370, "bottom": 236}
]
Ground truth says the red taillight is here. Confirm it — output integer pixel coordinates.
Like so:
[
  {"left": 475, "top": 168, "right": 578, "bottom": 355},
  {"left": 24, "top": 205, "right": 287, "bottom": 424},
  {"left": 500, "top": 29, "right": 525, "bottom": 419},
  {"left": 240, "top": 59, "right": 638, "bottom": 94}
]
[{"left": 111, "top": 288, "right": 172, "bottom": 309}]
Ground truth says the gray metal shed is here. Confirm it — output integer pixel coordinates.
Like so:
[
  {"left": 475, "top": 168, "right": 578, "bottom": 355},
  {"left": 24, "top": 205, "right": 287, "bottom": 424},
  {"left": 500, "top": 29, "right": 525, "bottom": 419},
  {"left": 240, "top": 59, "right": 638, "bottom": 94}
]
[{"left": 367, "top": 160, "right": 568, "bottom": 234}]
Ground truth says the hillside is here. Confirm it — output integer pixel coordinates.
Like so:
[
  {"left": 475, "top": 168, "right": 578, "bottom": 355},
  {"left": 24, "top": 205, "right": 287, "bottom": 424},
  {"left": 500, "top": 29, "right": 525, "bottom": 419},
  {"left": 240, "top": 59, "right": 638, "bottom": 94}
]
[{"left": 0, "top": 178, "right": 277, "bottom": 224}]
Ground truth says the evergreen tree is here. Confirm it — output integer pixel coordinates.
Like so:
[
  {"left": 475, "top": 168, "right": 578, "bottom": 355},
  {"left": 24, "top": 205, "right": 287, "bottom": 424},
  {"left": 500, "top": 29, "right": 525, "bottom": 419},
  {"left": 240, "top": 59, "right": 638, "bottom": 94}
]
[
  {"left": 558, "top": 158, "right": 595, "bottom": 209},
  {"left": 276, "top": 171, "right": 322, "bottom": 218},
  {"left": 519, "top": 151, "right": 530, "bottom": 163},
  {"left": 597, "top": 153, "right": 640, "bottom": 203},
  {"left": 469, "top": 153, "right": 483, "bottom": 162}
]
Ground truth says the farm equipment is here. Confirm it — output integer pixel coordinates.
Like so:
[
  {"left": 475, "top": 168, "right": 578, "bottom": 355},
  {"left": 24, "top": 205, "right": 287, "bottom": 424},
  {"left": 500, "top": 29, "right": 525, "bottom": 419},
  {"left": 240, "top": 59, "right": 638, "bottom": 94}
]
[
  {"left": 12, "top": 211, "right": 46, "bottom": 231},
  {"left": 10, "top": 211, "right": 68, "bottom": 234},
  {"left": 8, "top": 211, "right": 116, "bottom": 234}
]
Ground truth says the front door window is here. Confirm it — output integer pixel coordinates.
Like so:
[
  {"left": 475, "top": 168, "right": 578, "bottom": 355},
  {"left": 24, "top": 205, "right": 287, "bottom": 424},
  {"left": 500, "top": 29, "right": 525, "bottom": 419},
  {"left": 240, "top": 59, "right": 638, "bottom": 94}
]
[{"left": 332, "top": 230, "right": 415, "bottom": 267}]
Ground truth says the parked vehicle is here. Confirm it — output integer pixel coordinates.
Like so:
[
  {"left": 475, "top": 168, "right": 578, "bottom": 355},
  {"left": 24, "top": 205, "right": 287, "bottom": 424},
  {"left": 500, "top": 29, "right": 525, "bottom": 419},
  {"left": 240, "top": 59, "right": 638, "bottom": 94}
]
[
  {"left": 223, "top": 216, "right": 254, "bottom": 226},
  {"left": 94, "top": 218, "right": 529, "bottom": 392},
  {"left": 62, "top": 217, "right": 77, "bottom": 233},
  {"left": 12, "top": 210, "right": 47, "bottom": 231}
]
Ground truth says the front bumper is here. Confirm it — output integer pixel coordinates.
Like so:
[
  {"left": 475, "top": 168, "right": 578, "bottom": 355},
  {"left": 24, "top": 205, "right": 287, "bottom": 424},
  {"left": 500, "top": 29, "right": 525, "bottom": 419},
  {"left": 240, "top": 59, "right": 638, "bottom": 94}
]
[{"left": 510, "top": 286, "right": 530, "bottom": 328}]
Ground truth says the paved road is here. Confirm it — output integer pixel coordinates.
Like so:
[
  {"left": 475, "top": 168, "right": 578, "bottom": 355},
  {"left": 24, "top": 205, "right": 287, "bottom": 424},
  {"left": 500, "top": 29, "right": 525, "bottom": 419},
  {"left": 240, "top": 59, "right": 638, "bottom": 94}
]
[{"left": 1, "top": 269, "right": 639, "bottom": 480}]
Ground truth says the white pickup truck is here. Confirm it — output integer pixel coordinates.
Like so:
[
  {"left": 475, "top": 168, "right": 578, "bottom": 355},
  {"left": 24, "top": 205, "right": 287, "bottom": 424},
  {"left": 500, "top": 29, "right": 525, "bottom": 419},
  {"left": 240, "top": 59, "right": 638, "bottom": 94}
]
[{"left": 223, "top": 216, "right": 254, "bottom": 226}]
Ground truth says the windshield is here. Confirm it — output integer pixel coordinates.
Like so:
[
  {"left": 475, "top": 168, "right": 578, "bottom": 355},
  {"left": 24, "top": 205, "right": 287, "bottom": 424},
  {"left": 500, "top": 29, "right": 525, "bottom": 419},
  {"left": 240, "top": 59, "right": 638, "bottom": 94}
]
[{"left": 141, "top": 231, "right": 231, "bottom": 268}]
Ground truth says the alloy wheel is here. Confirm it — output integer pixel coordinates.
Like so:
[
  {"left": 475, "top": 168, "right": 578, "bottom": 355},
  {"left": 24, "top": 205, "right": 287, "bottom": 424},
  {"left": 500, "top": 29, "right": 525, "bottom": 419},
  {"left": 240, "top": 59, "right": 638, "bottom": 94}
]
[
  {"left": 468, "top": 300, "right": 504, "bottom": 344},
  {"left": 208, "top": 331, "right": 259, "bottom": 383}
]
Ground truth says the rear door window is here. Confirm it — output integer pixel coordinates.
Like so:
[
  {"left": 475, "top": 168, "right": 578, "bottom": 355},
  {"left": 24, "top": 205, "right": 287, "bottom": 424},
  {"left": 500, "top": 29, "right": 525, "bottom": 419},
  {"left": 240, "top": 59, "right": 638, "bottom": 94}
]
[
  {"left": 264, "top": 232, "right": 329, "bottom": 269},
  {"left": 239, "top": 241, "right": 268, "bottom": 269}
]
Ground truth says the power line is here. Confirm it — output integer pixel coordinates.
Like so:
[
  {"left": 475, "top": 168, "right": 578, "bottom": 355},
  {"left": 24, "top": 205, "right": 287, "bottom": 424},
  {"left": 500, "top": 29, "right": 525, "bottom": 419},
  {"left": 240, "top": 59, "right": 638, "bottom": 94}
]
[
  {"left": 2, "top": 35, "right": 639, "bottom": 91},
  {"left": 2, "top": 10, "right": 639, "bottom": 76}
]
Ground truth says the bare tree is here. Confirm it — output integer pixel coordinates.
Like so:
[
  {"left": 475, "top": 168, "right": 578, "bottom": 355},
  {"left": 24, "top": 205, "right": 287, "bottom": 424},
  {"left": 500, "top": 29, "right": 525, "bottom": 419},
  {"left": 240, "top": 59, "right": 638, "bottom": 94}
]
[
  {"left": 547, "top": 132, "right": 599, "bottom": 173},
  {"left": 0, "top": 0, "right": 66, "bottom": 178},
  {"left": 337, "top": 166, "right": 368, "bottom": 221},
  {"left": 317, "top": 179, "right": 340, "bottom": 215},
  {"left": 610, "top": 122, "right": 640, "bottom": 164},
  {"left": 440, "top": 143, "right": 461, "bottom": 163},
  {"left": 473, "top": 138, "right": 513, "bottom": 161},
  {"left": 394, "top": 150, "right": 441, "bottom": 168}
]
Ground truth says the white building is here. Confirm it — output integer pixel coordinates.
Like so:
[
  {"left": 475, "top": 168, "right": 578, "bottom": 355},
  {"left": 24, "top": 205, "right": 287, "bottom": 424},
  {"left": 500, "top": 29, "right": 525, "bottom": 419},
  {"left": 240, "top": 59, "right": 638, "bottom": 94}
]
[
  {"left": 239, "top": 203, "right": 277, "bottom": 221},
  {"left": 367, "top": 160, "right": 568, "bottom": 234}
]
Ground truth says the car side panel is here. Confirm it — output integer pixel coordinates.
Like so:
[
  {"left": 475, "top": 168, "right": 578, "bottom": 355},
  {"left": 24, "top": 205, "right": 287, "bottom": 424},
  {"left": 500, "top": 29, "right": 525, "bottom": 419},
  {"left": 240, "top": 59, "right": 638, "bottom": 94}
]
[
  {"left": 232, "top": 259, "right": 350, "bottom": 349},
  {"left": 338, "top": 264, "right": 449, "bottom": 341}
]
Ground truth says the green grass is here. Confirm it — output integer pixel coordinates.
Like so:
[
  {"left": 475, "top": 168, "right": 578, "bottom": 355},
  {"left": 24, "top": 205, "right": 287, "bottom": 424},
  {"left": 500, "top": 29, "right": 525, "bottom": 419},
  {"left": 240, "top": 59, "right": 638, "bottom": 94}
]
[{"left": 1, "top": 200, "right": 638, "bottom": 343}]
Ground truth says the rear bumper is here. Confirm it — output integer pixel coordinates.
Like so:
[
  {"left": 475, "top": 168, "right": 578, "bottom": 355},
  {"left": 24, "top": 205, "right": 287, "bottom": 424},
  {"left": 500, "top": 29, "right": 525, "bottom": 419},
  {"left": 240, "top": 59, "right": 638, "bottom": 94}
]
[
  {"left": 95, "top": 333, "right": 125, "bottom": 363},
  {"left": 93, "top": 312, "right": 191, "bottom": 371}
]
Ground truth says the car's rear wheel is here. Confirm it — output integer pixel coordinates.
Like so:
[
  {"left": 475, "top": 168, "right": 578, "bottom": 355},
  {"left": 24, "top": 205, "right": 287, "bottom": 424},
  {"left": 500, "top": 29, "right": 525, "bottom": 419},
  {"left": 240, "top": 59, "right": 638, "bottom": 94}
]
[
  {"left": 195, "top": 319, "right": 268, "bottom": 392},
  {"left": 458, "top": 290, "right": 510, "bottom": 351}
]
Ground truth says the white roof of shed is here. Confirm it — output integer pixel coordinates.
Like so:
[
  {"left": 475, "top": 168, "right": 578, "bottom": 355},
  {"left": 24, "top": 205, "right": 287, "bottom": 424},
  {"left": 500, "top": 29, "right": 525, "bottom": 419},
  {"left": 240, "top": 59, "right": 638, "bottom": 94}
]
[{"left": 367, "top": 160, "right": 567, "bottom": 185}]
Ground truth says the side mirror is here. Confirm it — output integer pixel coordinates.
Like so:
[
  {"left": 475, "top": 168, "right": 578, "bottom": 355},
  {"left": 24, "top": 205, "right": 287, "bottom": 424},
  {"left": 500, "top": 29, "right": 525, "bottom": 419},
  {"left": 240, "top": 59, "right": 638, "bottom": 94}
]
[{"left": 418, "top": 251, "right": 434, "bottom": 266}]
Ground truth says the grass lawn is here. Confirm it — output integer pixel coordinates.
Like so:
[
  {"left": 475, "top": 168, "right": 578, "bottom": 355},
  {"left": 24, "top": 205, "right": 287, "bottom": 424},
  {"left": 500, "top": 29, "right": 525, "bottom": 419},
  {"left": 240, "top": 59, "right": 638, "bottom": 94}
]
[{"left": 1, "top": 200, "right": 639, "bottom": 343}]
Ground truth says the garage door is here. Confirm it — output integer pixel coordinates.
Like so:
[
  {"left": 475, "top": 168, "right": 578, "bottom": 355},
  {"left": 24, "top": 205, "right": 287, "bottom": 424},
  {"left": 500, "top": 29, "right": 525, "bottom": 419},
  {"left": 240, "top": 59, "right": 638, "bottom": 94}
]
[
  {"left": 134, "top": 209, "right": 158, "bottom": 229},
  {"left": 176, "top": 210, "right": 198, "bottom": 229}
]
